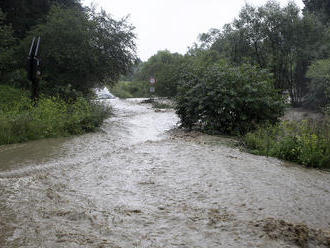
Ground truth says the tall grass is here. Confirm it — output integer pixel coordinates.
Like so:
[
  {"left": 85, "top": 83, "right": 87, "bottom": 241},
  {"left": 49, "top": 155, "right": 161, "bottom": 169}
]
[
  {"left": 244, "top": 118, "right": 330, "bottom": 168},
  {"left": 0, "top": 85, "right": 111, "bottom": 145}
]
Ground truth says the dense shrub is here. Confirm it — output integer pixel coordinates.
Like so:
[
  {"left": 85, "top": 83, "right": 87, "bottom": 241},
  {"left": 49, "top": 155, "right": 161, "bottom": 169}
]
[
  {"left": 0, "top": 9, "right": 16, "bottom": 81},
  {"left": 134, "top": 50, "right": 184, "bottom": 97},
  {"left": 175, "top": 62, "right": 285, "bottom": 135},
  {"left": 306, "top": 58, "right": 330, "bottom": 109},
  {"left": 110, "top": 81, "right": 149, "bottom": 98},
  {"left": 0, "top": 85, "right": 111, "bottom": 145},
  {"left": 244, "top": 119, "right": 330, "bottom": 168}
]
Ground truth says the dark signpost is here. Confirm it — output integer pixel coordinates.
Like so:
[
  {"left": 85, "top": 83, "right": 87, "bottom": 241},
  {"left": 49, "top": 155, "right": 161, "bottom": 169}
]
[
  {"left": 149, "top": 76, "right": 156, "bottom": 100},
  {"left": 27, "top": 37, "right": 41, "bottom": 103},
  {"left": 149, "top": 77, "right": 156, "bottom": 85}
]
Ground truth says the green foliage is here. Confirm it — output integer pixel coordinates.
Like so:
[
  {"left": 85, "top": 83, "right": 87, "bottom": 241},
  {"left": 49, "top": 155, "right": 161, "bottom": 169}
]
[
  {"left": 0, "top": 85, "right": 30, "bottom": 111},
  {"left": 0, "top": 9, "right": 16, "bottom": 81},
  {"left": 0, "top": 0, "right": 82, "bottom": 38},
  {"left": 120, "top": 58, "right": 143, "bottom": 81},
  {"left": 199, "top": 1, "right": 324, "bottom": 106},
  {"left": 175, "top": 61, "right": 285, "bottom": 135},
  {"left": 244, "top": 119, "right": 330, "bottom": 168},
  {"left": 17, "top": 6, "right": 136, "bottom": 98},
  {"left": 185, "top": 49, "right": 222, "bottom": 71},
  {"left": 0, "top": 85, "right": 111, "bottom": 145},
  {"left": 0, "top": 2, "right": 131, "bottom": 145},
  {"left": 111, "top": 81, "right": 149, "bottom": 98},
  {"left": 135, "top": 50, "right": 184, "bottom": 97},
  {"left": 306, "top": 58, "right": 330, "bottom": 108},
  {"left": 303, "top": 0, "right": 330, "bottom": 25}
]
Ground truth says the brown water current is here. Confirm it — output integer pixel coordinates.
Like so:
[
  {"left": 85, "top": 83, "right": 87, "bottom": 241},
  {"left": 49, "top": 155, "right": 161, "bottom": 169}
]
[{"left": 0, "top": 99, "right": 329, "bottom": 248}]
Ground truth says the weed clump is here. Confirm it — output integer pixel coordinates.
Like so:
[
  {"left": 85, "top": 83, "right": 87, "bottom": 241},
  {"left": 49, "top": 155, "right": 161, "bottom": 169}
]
[
  {"left": 0, "top": 85, "right": 111, "bottom": 145},
  {"left": 244, "top": 119, "right": 330, "bottom": 168}
]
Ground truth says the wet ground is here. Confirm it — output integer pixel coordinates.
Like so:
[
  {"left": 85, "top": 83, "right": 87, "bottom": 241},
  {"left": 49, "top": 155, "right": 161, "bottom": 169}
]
[{"left": 0, "top": 99, "right": 329, "bottom": 248}]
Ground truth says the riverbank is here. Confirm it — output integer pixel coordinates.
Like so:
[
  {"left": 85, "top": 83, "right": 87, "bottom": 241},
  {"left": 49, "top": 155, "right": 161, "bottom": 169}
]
[
  {"left": 166, "top": 100, "right": 330, "bottom": 169},
  {"left": 243, "top": 108, "right": 330, "bottom": 169},
  {"left": 144, "top": 97, "right": 329, "bottom": 169},
  {"left": 0, "top": 85, "right": 111, "bottom": 146}
]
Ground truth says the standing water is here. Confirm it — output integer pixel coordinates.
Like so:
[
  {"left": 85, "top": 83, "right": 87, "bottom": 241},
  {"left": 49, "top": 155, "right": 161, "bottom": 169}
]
[{"left": 0, "top": 99, "right": 329, "bottom": 247}]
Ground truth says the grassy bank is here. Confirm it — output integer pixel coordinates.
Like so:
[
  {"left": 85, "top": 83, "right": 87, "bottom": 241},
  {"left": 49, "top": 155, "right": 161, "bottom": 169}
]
[
  {"left": 243, "top": 118, "right": 330, "bottom": 169},
  {"left": 0, "top": 85, "right": 111, "bottom": 145}
]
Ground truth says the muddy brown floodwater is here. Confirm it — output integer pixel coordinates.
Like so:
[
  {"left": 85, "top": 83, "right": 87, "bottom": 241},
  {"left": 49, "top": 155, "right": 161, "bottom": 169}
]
[{"left": 0, "top": 99, "right": 329, "bottom": 248}]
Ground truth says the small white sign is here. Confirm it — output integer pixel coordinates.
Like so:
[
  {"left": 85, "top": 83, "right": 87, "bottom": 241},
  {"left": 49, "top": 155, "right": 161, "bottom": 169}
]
[
  {"left": 150, "top": 87, "right": 155, "bottom": 93},
  {"left": 150, "top": 77, "right": 156, "bottom": 84}
]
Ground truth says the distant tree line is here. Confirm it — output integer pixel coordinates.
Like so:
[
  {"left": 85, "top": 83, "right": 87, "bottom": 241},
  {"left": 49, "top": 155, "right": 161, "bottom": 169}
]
[{"left": 132, "top": 0, "right": 330, "bottom": 111}]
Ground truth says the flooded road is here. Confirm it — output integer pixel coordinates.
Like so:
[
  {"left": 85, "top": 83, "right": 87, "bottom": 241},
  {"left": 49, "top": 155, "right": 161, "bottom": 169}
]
[{"left": 0, "top": 99, "right": 329, "bottom": 248}]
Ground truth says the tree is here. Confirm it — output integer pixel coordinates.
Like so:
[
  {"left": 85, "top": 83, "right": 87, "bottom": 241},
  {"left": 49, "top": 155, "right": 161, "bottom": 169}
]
[
  {"left": 203, "top": 1, "right": 324, "bottom": 106},
  {"left": 303, "top": 0, "right": 330, "bottom": 25},
  {"left": 0, "top": 9, "right": 16, "bottom": 81},
  {"left": 136, "top": 50, "right": 184, "bottom": 97},
  {"left": 21, "top": 6, "right": 136, "bottom": 98},
  {"left": 120, "top": 58, "right": 143, "bottom": 81},
  {"left": 0, "top": 0, "right": 82, "bottom": 38},
  {"left": 306, "top": 58, "right": 330, "bottom": 108}
]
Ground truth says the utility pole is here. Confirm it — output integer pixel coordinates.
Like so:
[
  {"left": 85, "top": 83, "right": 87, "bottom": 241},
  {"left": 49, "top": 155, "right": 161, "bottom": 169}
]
[{"left": 27, "top": 37, "right": 41, "bottom": 103}]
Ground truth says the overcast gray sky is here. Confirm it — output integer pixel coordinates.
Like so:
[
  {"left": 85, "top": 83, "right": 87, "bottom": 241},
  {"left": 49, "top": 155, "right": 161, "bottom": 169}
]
[{"left": 82, "top": 0, "right": 304, "bottom": 61}]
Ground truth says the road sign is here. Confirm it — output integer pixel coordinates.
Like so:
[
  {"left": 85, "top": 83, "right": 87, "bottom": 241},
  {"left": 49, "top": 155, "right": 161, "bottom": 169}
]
[
  {"left": 150, "top": 87, "right": 155, "bottom": 93},
  {"left": 150, "top": 77, "right": 156, "bottom": 84}
]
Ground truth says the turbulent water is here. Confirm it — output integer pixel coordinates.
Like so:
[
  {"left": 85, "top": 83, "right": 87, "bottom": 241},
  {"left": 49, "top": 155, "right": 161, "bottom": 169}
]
[{"left": 0, "top": 99, "right": 329, "bottom": 248}]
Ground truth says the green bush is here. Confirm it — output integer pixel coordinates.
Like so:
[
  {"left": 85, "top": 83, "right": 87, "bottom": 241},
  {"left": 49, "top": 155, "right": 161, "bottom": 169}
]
[
  {"left": 134, "top": 50, "right": 184, "bottom": 97},
  {"left": 306, "top": 58, "right": 330, "bottom": 109},
  {"left": 175, "top": 62, "right": 285, "bottom": 135},
  {"left": 0, "top": 85, "right": 30, "bottom": 111},
  {"left": 111, "top": 81, "right": 149, "bottom": 98},
  {"left": 0, "top": 85, "right": 111, "bottom": 145},
  {"left": 244, "top": 120, "right": 330, "bottom": 168},
  {"left": 0, "top": 9, "right": 16, "bottom": 81}
]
